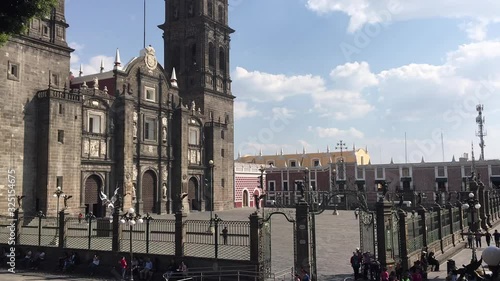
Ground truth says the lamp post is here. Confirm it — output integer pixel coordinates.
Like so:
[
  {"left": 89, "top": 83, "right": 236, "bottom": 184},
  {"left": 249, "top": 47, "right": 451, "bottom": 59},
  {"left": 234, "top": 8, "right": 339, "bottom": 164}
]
[
  {"left": 120, "top": 208, "right": 143, "bottom": 281},
  {"left": 86, "top": 212, "right": 96, "bottom": 249},
  {"left": 304, "top": 167, "right": 309, "bottom": 204},
  {"left": 462, "top": 192, "right": 481, "bottom": 261},
  {"left": 482, "top": 246, "right": 500, "bottom": 280},
  {"left": 53, "top": 186, "right": 64, "bottom": 236},
  {"left": 36, "top": 210, "right": 45, "bottom": 246},
  {"left": 259, "top": 165, "right": 265, "bottom": 218},
  {"left": 142, "top": 213, "right": 153, "bottom": 253},
  {"left": 213, "top": 214, "right": 223, "bottom": 259},
  {"left": 208, "top": 160, "right": 214, "bottom": 221}
]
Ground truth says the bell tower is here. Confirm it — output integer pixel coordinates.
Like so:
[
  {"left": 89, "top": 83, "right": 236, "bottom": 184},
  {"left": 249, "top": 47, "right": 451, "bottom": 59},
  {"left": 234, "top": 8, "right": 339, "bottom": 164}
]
[{"left": 159, "top": 0, "right": 235, "bottom": 210}]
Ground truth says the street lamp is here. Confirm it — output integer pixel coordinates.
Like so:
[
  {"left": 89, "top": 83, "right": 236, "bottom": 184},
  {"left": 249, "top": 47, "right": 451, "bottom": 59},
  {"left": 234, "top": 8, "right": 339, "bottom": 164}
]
[
  {"left": 86, "top": 212, "right": 96, "bottom": 249},
  {"left": 142, "top": 213, "right": 154, "bottom": 253},
  {"left": 208, "top": 160, "right": 214, "bottom": 221},
  {"left": 258, "top": 165, "right": 265, "bottom": 218},
  {"left": 482, "top": 246, "right": 500, "bottom": 279},
  {"left": 120, "top": 207, "right": 143, "bottom": 281},
  {"left": 304, "top": 167, "right": 309, "bottom": 204},
  {"left": 463, "top": 192, "right": 481, "bottom": 261},
  {"left": 35, "top": 210, "right": 45, "bottom": 246},
  {"left": 53, "top": 186, "right": 64, "bottom": 242}
]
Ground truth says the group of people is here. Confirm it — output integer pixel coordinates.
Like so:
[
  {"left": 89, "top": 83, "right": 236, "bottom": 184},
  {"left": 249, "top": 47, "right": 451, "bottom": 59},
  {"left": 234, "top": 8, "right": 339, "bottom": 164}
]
[
  {"left": 118, "top": 256, "right": 188, "bottom": 281},
  {"left": 293, "top": 268, "right": 311, "bottom": 281},
  {"left": 20, "top": 249, "right": 46, "bottom": 270},
  {"left": 350, "top": 249, "right": 381, "bottom": 281},
  {"left": 466, "top": 229, "right": 500, "bottom": 248}
]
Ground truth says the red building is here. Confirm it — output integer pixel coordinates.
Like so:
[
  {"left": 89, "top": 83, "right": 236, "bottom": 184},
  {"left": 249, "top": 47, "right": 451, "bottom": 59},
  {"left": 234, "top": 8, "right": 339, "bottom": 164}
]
[{"left": 234, "top": 163, "right": 266, "bottom": 208}]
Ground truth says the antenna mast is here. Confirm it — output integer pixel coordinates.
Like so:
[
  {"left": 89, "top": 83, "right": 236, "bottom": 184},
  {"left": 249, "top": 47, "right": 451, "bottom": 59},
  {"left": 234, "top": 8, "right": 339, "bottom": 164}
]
[{"left": 475, "top": 104, "right": 486, "bottom": 161}]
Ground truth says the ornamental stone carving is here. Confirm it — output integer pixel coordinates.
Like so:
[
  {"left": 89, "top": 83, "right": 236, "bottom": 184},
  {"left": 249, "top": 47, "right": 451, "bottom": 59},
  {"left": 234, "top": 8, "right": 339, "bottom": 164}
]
[
  {"left": 133, "top": 166, "right": 138, "bottom": 180},
  {"left": 83, "top": 139, "right": 89, "bottom": 154},
  {"left": 162, "top": 167, "right": 168, "bottom": 181},
  {"left": 100, "top": 140, "right": 107, "bottom": 156}
]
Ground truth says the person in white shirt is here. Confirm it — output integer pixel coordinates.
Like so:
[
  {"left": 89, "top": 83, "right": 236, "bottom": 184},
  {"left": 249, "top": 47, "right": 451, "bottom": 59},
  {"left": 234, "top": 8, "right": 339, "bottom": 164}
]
[{"left": 89, "top": 254, "right": 99, "bottom": 276}]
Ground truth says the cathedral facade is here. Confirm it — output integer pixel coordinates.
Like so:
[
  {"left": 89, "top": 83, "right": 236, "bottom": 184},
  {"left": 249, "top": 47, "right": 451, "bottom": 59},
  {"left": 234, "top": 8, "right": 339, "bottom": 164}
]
[{"left": 0, "top": 0, "right": 235, "bottom": 217}]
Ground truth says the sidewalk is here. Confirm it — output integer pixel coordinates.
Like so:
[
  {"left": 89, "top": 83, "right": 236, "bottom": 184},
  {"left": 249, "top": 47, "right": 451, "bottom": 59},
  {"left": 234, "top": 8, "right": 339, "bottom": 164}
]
[{"left": 428, "top": 231, "right": 499, "bottom": 281}]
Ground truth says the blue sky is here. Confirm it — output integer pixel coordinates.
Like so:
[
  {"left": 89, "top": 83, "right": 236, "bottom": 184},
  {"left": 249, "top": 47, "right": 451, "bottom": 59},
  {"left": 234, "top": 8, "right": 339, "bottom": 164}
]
[{"left": 66, "top": 0, "right": 500, "bottom": 164}]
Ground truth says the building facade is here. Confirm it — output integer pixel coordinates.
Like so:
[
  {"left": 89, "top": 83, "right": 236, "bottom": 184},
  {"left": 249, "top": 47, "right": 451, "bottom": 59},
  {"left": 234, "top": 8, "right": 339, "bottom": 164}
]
[
  {"left": 0, "top": 0, "right": 235, "bottom": 216},
  {"left": 249, "top": 153, "right": 500, "bottom": 209},
  {"left": 234, "top": 163, "right": 266, "bottom": 208}
]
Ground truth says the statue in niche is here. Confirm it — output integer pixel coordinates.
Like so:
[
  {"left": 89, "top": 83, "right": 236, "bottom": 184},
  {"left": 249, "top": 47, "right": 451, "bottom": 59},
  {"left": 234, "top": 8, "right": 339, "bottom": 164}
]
[
  {"left": 133, "top": 122, "right": 137, "bottom": 138},
  {"left": 190, "top": 100, "right": 196, "bottom": 111},
  {"left": 131, "top": 184, "right": 137, "bottom": 200},
  {"left": 188, "top": 2, "right": 194, "bottom": 16},
  {"left": 162, "top": 184, "right": 167, "bottom": 200},
  {"left": 162, "top": 127, "right": 167, "bottom": 142}
]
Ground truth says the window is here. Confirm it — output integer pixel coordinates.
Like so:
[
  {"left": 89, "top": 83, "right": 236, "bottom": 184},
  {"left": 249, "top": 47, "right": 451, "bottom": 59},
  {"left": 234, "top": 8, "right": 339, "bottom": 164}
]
[
  {"left": 403, "top": 181, "right": 411, "bottom": 191},
  {"left": 313, "top": 159, "right": 320, "bottom": 167},
  {"left": 187, "top": 1, "right": 194, "bottom": 17},
  {"left": 191, "top": 44, "right": 197, "bottom": 66},
  {"left": 56, "top": 176, "right": 63, "bottom": 190},
  {"left": 7, "top": 61, "right": 19, "bottom": 81},
  {"left": 88, "top": 114, "right": 101, "bottom": 133},
  {"left": 268, "top": 181, "right": 275, "bottom": 192},
  {"left": 283, "top": 181, "right": 288, "bottom": 191},
  {"left": 225, "top": 114, "right": 230, "bottom": 124},
  {"left": 356, "top": 167, "right": 364, "bottom": 179},
  {"left": 221, "top": 178, "right": 225, "bottom": 188},
  {"left": 219, "top": 48, "right": 226, "bottom": 71},
  {"left": 376, "top": 167, "right": 384, "bottom": 178},
  {"left": 43, "top": 25, "right": 49, "bottom": 36},
  {"left": 438, "top": 182, "right": 446, "bottom": 192},
  {"left": 51, "top": 73, "right": 59, "bottom": 86},
  {"left": 290, "top": 160, "right": 296, "bottom": 167},
  {"left": 221, "top": 149, "right": 225, "bottom": 158},
  {"left": 208, "top": 43, "right": 215, "bottom": 67},
  {"left": 357, "top": 182, "right": 365, "bottom": 191},
  {"left": 361, "top": 156, "right": 364, "bottom": 165},
  {"left": 310, "top": 181, "right": 316, "bottom": 191},
  {"left": 402, "top": 167, "right": 410, "bottom": 177},
  {"left": 144, "top": 118, "right": 157, "bottom": 140},
  {"left": 267, "top": 161, "right": 274, "bottom": 167},
  {"left": 57, "top": 130, "right": 64, "bottom": 143},
  {"left": 58, "top": 103, "right": 64, "bottom": 115},
  {"left": 221, "top": 130, "right": 225, "bottom": 139},
  {"left": 188, "top": 128, "right": 199, "bottom": 145},
  {"left": 145, "top": 86, "right": 156, "bottom": 102},
  {"left": 437, "top": 166, "right": 445, "bottom": 177}
]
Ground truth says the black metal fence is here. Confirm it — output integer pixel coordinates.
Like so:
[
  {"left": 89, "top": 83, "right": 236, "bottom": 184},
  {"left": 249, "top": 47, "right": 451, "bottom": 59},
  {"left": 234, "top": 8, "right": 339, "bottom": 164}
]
[{"left": 0, "top": 212, "right": 251, "bottom": 261}]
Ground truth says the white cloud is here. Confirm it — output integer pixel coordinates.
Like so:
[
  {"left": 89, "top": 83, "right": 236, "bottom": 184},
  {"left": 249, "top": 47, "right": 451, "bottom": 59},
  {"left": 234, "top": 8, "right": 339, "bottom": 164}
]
[
  {"left": 232, "top": 67, "right": 325, "bottom": 102},
  {"left": 306, "top": 0, "right": 500, "bottom": 38},
  {"left": 460, "top": 20, "right": 489, "bottom": 41},
  {"left": 234, "top": 101, "right": 259, "bottom": 120},
  {"left": 271, "top": 107, "right": 294, "bottom": 119},
  {"left": 310, "top": 126, "right": 365, "bottom": 139},
  {"left": 330, "top": 61, "right": 378, "bottom": 91},
  {"left": 71, "top": 55, "right": 115, "bottom": 78}
]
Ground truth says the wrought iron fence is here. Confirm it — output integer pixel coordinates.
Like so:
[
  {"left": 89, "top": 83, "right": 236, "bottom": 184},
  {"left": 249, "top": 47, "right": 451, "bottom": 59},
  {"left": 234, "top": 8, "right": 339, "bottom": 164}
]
[
  {"left": 441, "top": 209, "right": 451, "bottom": 236},
  {"left": 359, "top": 211, "right": 376, "bottom": 258},
  {"left": 148, "top": 219, "right": 175, "bottom": 256},
  {"left": 65, "top": 217, "right": 113, "bottom": 251}
]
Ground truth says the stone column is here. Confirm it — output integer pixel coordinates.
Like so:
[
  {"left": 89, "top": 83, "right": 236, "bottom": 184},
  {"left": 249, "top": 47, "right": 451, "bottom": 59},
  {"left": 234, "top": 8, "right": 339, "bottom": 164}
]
[
  {"left": 58, "top": 210, "right": 65, "bottom": 248},
  {"left": 175, "top": 211, "right": 187, "bottom": 257},
  {"left": 249, "top": 212, "right": 260, "bottom": 263},
  {"left": 295, "top": 200, "right": 310, "bottom": 273},
  {"left": 436, "top": 207, "right": 443, "bottom": 253},
  {"left": 398, "top": 210, "right": 409, "bottom": 271},
  {"left": 376, "top": 199, "right": 394, "bottom": 269},
  {"left": 418, "top": 207, "right": 428, "bottom": 247}
]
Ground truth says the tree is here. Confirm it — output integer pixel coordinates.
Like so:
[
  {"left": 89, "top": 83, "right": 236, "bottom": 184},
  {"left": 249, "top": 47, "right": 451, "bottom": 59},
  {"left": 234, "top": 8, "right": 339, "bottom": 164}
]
[{"left": 0, "top": 0, "right": 58, "bottom": 46}]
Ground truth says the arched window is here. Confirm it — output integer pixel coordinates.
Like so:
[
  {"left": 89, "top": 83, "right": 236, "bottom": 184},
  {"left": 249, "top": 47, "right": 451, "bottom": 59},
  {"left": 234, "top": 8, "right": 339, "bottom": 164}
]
[
  {"left": 218, "top": 5, "right": 224, "bottom": 22},
  {"left": 219, "top": 47, "right": 225, "bottom": 71},
  {"left": 208, "top": 1, "right": 213, "bottom": 17},
  {"left": 208, "top": 43, "right": 215, "bottom": 67},
  {"left": 221, "top": 130, "right": 225, "bottom": 139}
]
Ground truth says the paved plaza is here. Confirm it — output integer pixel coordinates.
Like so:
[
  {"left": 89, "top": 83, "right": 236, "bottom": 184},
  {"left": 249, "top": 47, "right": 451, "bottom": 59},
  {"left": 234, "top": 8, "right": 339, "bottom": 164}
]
[{"left": 160, "top": 207, "right": 361, "bottom": 281}]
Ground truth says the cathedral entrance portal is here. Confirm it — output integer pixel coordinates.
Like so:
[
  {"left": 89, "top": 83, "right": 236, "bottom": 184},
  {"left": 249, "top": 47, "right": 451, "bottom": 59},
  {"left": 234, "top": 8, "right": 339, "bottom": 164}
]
[
  {"left": 188, "top": 177, "right": 200, "bottom": 211},
  {"left": 142, "top": 170, "right": 157, "bottom": 214},
  {"left": 84, "top": 175, "right": 103, "bottom": 217}
]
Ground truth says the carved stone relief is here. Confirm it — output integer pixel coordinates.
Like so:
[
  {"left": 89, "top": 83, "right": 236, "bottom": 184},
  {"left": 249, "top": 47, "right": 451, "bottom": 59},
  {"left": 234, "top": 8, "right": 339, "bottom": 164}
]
[
  {"left": 90, "top": 140, "right": 99, "bottom": 157},
  {"left": 133, "top": 166, "right": 138, "bottom": 180},
  {"left": 83, "top": 139, "right": 89, "bottom": 154},
  {"left": 100, "top": 140, "right": 107, "bottom": 156},
  {"left": 162, "top": 167, "right": 168, "bottom": 181}
]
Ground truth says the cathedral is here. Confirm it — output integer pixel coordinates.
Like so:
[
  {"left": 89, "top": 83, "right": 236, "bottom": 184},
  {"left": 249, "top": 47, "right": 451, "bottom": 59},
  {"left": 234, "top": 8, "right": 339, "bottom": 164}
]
[{"left": 0, "top": 0, "right": 235, "bottom": 217}]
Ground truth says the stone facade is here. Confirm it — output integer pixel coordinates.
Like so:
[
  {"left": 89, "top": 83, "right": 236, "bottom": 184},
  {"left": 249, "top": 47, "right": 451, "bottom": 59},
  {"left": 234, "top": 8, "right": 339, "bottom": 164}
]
[
  {"left": 0, "top": 0, "right": 72, "bottom": 215},
  {"left": 0, "top": 0, "right": 236, "bottom": 216},
  {"left": 159, "top": 0, "right": 235, "bottom": 211}
]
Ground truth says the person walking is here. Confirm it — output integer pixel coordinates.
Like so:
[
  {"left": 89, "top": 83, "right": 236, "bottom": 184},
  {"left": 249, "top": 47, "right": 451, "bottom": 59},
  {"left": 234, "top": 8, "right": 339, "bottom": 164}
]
[
  {"left": 475, "top": 231, "right": 482, "bottom": 248},
  {"left": 119, "top": 256, "right": 127, "bottom": 280},
  {"left": 494, "top": 230, "right": 500, "bottom": 247},
  {"left": 222, "top": 226, "right": 228, "bottom": 245},
  {"left": 485, "top": 230, "right": 492, "bottom": 247},
  {"left": 467, "top": 233, "right": 474, "bottom": 248},
  {"left": 380, "top": 267, "right": 389, "bottom": 281},
  {"left": 350, "top": 252, "right": 361, "bottom": 280}
]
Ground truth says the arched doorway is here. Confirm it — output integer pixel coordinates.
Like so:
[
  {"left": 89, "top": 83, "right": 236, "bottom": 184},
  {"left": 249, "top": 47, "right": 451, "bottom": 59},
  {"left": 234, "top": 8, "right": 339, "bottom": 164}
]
[
  {"left": 84, "top": 175, "right": 103, "bottom": 217},
  {"left": 188, "top": 177, "right": 200, "bottom": 211},
  {"left": 243, "top": 190, "right": 249, "bottom": 207},
  {"left": 142, "top": 170, "right": 157, "bottom": 214}
]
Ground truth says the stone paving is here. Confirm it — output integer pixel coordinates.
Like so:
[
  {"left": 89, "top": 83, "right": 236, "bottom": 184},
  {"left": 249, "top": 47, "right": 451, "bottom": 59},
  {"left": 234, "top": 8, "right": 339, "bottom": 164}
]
[{"left": 163, "top": 207, "right": 361, "bottom": 281}]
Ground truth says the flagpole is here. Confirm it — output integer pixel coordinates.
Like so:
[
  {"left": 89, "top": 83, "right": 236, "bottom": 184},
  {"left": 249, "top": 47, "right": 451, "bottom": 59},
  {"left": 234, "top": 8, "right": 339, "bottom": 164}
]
[{"left": 143, "top": 0, "right": 146, "bottom": 48}]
